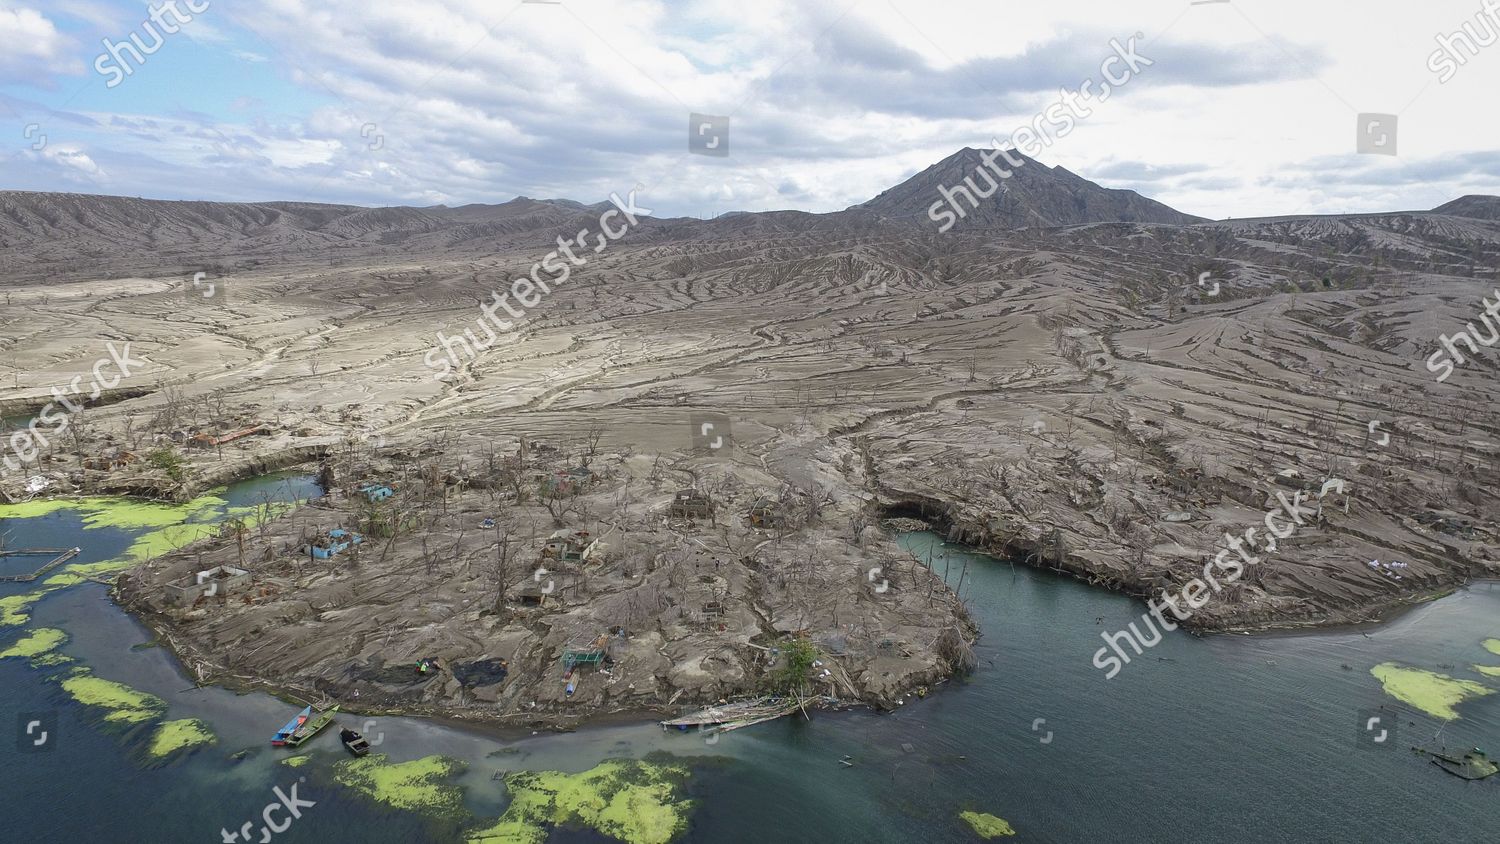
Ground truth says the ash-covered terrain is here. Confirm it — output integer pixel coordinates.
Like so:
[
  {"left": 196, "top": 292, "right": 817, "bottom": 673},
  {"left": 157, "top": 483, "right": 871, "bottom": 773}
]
[{"left": 4, "top": 148, "right": 1499, "bottom": 725}]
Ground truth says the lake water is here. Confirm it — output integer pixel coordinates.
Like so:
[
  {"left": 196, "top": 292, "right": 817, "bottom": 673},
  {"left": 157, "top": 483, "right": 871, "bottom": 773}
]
[{"left": 1, "top": 478, "right": 1496, "bottom": 842}]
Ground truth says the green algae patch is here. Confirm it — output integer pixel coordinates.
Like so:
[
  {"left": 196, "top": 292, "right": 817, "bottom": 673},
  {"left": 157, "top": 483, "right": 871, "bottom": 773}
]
[
  {"left": 468, "top": 760, "right": 693, "bottom": 844},
  {"left": 334, "top": 754, "right": 468, "bottom": 817},
  {"left": 1484, "top": 639, "right": 1500, "bottom": 656},
  {"left": 0, "top": 590, "right": 54, "bottom": 628},
  {"left": 466, "top": 818, "right": 542, "bottom": 844},
  {"left": 1371, "top": 663, "right": 1494, "bottom": 720},
  {"left": 57, "top": 669, "right": 167, "bottom": 726},
  {"left": 0, "top": 498, "right": 79, "bottom": 520},
  {"left": 31, "top": 651, "right": 74, "bottom": 667},
  {"left": 147, "top": 718, "right": 216, "bottom": 759},
  {"left": 1473, "top": 665, "right": 1500, "bottom": 677},
  {"left": 960, "top": 811, "right": 1016, "bottom": 839},
  {"left": 121, "top": 521, "right": 219, "bottom": 562},
  {"left": 77, "top": 496, "right": 221, "bottom": 531},
  {"left": 0, "top": 627, "right": 71, "bottom": 666},
  {"left": 0, "top": 493, "right": 226, "bottom": 532},
  {"left": 3, "top": 493, "right": 249, "bottom": 578},
  {"left": 4, "top": 495, "right": 298, "bottom": 601},
  {"left": 282, "top": 754, "right": 312, "bottom": 768},
  {"left": 68, "top": 501, "right": 288, "bottom": 576}
]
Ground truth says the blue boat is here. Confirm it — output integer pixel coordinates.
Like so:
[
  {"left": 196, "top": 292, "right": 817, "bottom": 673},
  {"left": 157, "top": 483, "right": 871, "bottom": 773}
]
[
  {"left": 271, "top": 705, "right": 311, "bottom": 746},
  {"left": 270, "top": 705, "right": 337, "bottom": 747}
]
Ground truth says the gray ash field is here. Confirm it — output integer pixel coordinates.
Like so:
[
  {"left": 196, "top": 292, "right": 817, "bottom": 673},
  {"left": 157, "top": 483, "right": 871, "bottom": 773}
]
[{"left": 4, "top": 152, "right": 1499, "bottom": 728}]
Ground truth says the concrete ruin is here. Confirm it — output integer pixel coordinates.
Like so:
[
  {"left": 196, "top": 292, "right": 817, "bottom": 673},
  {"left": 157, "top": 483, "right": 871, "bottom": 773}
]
[
  {"left": 541, "top": 528, "right": 601, "bottom": 563},
  {"left": 748, "top": 497, "right": 783, "bottom": 528},
  {"left": 164, "top": 565, "right": 252, "bottom": 605},
  {"left": 670, "top": 489, "right": 715, "bottom": 520},
  {"left": 301, "top": 528, "right": 362, "bottom": 559},
  {"left": 540, "top": 466, "right": 597, "bottom": 496}
]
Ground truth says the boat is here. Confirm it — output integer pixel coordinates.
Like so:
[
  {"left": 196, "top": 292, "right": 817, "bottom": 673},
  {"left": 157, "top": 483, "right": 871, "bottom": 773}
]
[
  {"left": 1424, "top": 748, "right": 1498, "bottom": 781},
  {"left": 270, "top": 705, "right": 338, "bottom": 747},
  {"left": 660, "top": 696, "right": 805, "bottom": 733},
  {"left": 339, "top": 727, "right": 371, "bottom": 757}
]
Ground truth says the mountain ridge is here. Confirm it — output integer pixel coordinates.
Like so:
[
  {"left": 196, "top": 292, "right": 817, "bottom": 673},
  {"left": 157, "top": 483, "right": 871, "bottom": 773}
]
[{"left": 1, "top": 153, "right": 1493, "bottom": 285}]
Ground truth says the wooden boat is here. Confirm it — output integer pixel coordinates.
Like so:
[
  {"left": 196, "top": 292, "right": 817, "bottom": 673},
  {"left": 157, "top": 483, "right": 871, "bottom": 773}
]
[
  {"left": 1427, "top": 748, "right": 1497, "bottom": 781},
  {"left": 271, "top": 705, "right": 338, "bottom": 747},
  {"left": 660, "top": 696, "right": 802, "bottom": 732},
  {"left": 339, "top": 727, "right": 371, "bottom": 757}
]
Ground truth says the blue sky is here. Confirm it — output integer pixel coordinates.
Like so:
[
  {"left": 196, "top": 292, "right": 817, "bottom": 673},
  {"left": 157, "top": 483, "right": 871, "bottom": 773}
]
[{"left": 2, "top": 0, "right": 1498, "bottom": 218}]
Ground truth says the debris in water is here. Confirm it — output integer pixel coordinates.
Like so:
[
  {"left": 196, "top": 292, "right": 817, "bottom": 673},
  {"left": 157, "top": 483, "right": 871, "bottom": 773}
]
[{"left": 1413, "top": 747, "right": 1498, "bottom": 781}]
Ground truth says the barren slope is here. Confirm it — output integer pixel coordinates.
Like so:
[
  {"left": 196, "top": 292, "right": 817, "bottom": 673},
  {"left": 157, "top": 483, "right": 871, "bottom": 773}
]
[{"left": 4, "top": 166, "right": 1499, "bottom": 725}]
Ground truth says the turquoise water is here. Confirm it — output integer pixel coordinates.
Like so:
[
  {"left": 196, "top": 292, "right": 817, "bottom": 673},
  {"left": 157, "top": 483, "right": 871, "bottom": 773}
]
[{"left": 0, "top": 488, "right": 1496, "bottom": 842}]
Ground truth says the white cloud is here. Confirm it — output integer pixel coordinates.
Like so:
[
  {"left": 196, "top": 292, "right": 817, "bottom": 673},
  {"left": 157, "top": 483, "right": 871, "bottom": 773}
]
[
  {"left": 0, "top": 6, "right": 79, "bottom": 82},
  {"left": 5, "top": 0, "right": 1497, "bottom": 217},
  {"left": 47, "top": 145, "right": 104, "bottom": 176}
]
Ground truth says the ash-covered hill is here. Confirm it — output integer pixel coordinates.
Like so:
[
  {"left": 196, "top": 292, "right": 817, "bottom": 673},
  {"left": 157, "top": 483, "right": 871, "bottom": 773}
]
[
  {"left": 0, "top": 191, "right": 619, "bottom": 282},
  {"left": 1432, "top": 195, "right": 1500, "bottom": 221},
  {"left": 1, "top": 152, "right": 1490, "bottom": 285},
  {"left": 854, "top": 147, "right": 1205, "bottom": 229}
]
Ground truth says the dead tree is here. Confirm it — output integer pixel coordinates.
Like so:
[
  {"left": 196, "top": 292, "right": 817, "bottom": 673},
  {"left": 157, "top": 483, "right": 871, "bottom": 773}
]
[
  {"left": 491, "top": 520, "right": 516, "bottom": 619},
  {"left": 540, "top": 484, "right": 580, "bottom": 527},
  {"left": 584, "top": 425, "right": 605, "bottom": 461}
]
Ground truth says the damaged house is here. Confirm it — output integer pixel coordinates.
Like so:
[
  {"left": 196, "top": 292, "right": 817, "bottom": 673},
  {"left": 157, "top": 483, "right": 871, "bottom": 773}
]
[{"left": 164, "top": 565, "right": 253, "bottom": 606}]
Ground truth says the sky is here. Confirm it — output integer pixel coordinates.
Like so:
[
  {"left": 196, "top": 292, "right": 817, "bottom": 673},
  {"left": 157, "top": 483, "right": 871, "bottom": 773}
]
[{"left": 1, "top": 0, "right": 1497, "bottom": 219}]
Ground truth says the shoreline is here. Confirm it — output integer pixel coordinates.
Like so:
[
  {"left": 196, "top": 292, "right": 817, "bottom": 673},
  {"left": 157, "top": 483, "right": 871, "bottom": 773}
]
[
  {"left": 884, "top": 501, "right": 1489, "bottom": 639},
  {"left": 106, "top": 462, "right": 967, "bottom": 734},
  {"left": 15, "top": 463, "right": 1483, "bottom": 734},
  {"left": 109, "top": 522, "right": 1492, "bottom": 735}
]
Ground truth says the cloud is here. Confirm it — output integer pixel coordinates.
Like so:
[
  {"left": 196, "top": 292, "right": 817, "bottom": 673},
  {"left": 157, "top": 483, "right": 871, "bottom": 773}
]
[
  {"left": 0, "top": 7, "right": 79, "bottom": 84},
  {"left": 1087, "top": 159, "right": 1210, "bottom": 182},
  {"left": 0, "top": 0, "right": 1493, "bottom": 221},
  {"left": 763, "top": 22, "right": 1328, "bottom": 121},
  {"left": 12, "top": 144, "right": 108, "bottom": 187},
  {"left": 46, "top": 145, "right": 104, "bottom": 176}
]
